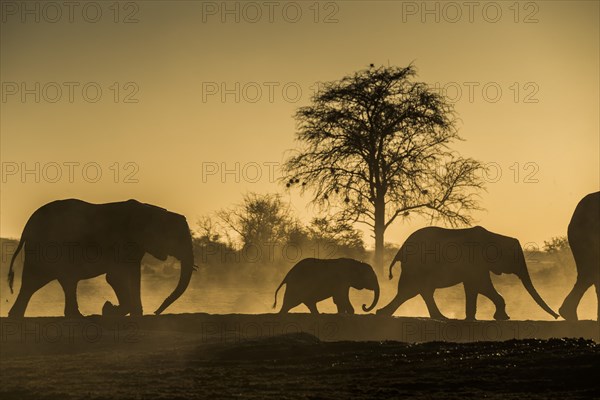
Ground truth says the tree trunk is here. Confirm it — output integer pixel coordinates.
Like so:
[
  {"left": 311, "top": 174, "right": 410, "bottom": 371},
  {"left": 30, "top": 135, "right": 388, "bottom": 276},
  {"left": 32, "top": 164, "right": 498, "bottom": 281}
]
[{"left": 374, "top": 197, "right": 385, "bottom": 276}]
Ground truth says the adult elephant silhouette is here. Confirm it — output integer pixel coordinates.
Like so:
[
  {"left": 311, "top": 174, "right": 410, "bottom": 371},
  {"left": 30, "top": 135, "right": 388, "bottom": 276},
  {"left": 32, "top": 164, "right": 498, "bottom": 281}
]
[
  {"left": 273, "top": 258, "right": 379, "bottom": 314},
  {"left": 559, "top": 191, "right": 600, "bottom": 321},
  {"left": 376, "top": 226, "right": 559, "bottom": 320},
  {"left": 7, "top": 199, "right": 195, "bottom": 317}
]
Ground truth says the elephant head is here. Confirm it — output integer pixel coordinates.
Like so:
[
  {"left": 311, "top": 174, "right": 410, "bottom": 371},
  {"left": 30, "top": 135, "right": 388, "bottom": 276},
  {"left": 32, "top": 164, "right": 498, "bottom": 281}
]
[
  {"left": 350, "top": 261, "right": 380, "bottom": 312},
  {"left": 496, "top": 237, "right": 559, "bottom": 319},
  {"left": 132, "top": 201, "right": 195, "bottom": 315}
]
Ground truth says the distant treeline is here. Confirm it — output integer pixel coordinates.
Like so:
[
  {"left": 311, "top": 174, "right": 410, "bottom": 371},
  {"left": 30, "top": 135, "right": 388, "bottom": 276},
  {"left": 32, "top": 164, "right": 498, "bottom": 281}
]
[
  {"left": 0, "top": 233, "right": 574, "bottom": 292},
  {"left": 189, "top": 193, "right": 371, "bottom": 284}
]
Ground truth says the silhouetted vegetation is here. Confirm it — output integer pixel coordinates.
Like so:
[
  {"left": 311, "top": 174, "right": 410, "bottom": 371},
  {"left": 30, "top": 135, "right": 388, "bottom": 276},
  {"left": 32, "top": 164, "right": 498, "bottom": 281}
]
[
  {"left": 544, "top": 236, "right": 570, "bottom": 253},
  {"left": 189, "top": 193, "right": 366, "bottom": 284},
  {"left": 281, "top": 65, "right": 486, "bottom": 273}
]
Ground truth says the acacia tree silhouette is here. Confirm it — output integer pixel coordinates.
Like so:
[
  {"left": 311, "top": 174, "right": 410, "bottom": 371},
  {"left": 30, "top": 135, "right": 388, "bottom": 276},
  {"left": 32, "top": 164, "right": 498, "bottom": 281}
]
[{"left": 282, "top": 64, "right": 486, "bottom": 274}]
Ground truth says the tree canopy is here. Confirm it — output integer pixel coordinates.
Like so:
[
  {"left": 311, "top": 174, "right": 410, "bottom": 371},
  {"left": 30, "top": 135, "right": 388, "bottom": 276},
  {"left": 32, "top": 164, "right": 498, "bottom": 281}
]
[{"left": 283, "top": 65, "right": 486, "bottom": 273}]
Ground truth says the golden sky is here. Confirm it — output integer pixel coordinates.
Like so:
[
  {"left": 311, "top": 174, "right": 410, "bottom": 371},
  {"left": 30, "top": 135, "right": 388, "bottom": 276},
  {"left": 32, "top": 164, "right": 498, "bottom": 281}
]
[{"left": 1, "top": 0, "right": 598, "bottom": 249}]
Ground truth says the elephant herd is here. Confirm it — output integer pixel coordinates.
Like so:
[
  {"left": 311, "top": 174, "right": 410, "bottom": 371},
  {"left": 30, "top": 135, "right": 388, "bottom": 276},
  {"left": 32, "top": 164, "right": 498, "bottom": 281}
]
[{"left": 6, "top": 192, "right": 600, "bottom": 321}]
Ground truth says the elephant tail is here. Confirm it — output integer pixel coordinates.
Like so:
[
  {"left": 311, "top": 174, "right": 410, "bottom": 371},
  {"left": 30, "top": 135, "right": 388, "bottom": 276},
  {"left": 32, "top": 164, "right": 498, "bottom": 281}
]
[
  {"left": 272, "top": 278, "right": 286, "bottom": 309},
  {"left": 8, "top": 237, "right": 25, "bottom": 294}
]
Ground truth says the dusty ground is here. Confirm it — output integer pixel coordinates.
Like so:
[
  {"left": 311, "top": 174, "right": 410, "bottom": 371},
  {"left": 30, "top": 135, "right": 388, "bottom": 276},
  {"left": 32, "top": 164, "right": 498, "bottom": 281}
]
[
  {"left": 1, "top": 334, "right": 599, "bottom": 400},
  {"left": 1, "top": 315, "right": 599, "bottom": 399}
]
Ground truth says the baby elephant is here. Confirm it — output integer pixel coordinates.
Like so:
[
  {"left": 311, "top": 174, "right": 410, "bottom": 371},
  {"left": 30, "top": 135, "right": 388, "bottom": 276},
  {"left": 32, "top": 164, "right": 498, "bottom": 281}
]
[{"left": 273, "top": 258, "right": 380, "bottom": 314}]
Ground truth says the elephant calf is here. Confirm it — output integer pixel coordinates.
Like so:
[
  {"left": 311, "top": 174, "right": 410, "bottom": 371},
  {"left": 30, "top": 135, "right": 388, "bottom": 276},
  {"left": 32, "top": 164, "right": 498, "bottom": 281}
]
[{"left": 273, "top": 258, "right": 380, "bottom": 314}]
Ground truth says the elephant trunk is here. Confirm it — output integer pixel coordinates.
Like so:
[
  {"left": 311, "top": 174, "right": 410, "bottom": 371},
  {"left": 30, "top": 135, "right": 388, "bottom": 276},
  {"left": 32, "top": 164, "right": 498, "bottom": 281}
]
[
  {"left": 388, "top": 258, "right": 397, "bottom": 280},
  {"left": 362, "top": 278, "right": 380, "bottom": 312},
  {"left": 519, "top": 271, "right": 559, "bottom": 319},
  {"left": 154, "top": 253, "right": 194, "bottom": 315}
]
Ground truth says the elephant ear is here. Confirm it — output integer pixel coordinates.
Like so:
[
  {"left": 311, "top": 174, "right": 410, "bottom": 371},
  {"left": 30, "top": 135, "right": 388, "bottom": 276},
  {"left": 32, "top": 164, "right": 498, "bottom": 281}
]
[
  {"left": 492, "top": 237, "right": 523, "bottom": 275},
  {"left": 128, "top": 202, "right": 169, "bottom": 259},
  {"left": 488, "top": 237, "right": 508, "bottom": 275}
]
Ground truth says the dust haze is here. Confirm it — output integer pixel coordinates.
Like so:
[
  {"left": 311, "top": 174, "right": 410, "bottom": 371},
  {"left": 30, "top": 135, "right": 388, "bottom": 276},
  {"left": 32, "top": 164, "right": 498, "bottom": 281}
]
[{"left": 1, "top": 238, "right": 595, "bottom": 320}]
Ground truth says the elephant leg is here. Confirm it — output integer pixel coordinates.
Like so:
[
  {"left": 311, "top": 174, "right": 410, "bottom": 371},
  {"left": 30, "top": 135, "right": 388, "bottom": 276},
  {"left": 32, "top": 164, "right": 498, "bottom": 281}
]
[
  {"left": 305, "top": 301, "right": 319, "bottom": 314},
  {"left": 420, "top": 288, "right": 446, "bottom": 320},
  {"left": 464, "top": 284, "right": 478, "bottom": 321},
  {"left": 333, "top": 289, "right": 353, "bottom": 314},
  {"left": 479, "top": 280, "right": 508, "bottom": 320},
  {"left": 59, "top": 278, "right": 83, "bottom": 318},
  {"left": 127, "top": 265, "right": 143, "bottom": 316},
  {"left": 334, "top": 298, "right": 354, "bottom": 314},
  {"left": 278, "top": 291, "right": 300, "bottom": 314},
  {"left": 345, "top": 302, "right": 355, "bottom": 315},
  {"left": 106, "top": 270, "right": 132, "bottom": 316},
  {"left": 376, "top": 281, "right": 418, "bottom": 316},
  {"left": 559, "top": 276, "right": 592, "bottom": 321},
  {"left": 333, "top": 299, "right": 344, "bottom": 314},
  {"left": 8, "top": 265, "right": 53, "bottom": 318}
]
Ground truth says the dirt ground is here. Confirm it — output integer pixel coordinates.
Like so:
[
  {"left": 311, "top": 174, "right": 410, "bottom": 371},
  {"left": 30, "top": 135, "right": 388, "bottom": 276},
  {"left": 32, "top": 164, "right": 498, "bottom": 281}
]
[{"left": 1, "top": 315, "right": 599, "bottom": 400}]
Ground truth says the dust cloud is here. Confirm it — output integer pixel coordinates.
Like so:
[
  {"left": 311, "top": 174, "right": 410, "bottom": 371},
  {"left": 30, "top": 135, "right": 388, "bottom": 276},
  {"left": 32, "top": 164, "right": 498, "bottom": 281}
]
[{"left": 0, "top": 238, "right": 595, "bottom": 320}]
